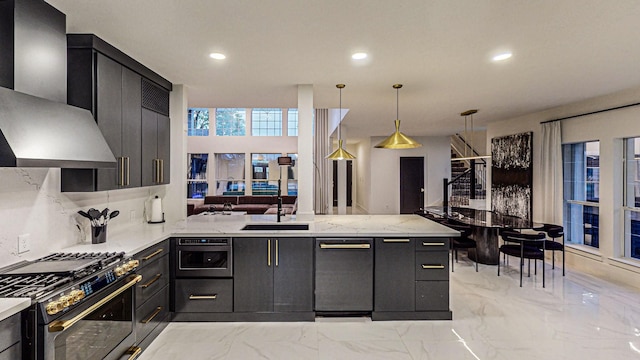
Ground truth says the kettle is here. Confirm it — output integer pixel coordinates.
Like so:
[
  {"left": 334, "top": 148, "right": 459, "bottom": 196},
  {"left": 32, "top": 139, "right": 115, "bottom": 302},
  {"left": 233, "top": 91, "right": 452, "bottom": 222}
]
[{"left": 148, "top": 196, "right": 165, "bottom": 223}]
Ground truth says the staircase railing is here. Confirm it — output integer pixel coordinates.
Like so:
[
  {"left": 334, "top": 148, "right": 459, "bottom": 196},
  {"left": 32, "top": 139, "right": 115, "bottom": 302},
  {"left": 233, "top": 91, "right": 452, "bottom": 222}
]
[{"left": 448, "top": 134, "right": 487, "bottom": 207}]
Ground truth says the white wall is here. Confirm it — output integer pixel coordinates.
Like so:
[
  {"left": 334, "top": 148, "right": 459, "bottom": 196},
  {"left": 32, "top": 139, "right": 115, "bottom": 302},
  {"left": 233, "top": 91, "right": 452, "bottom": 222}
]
[
  {"left": 486, "top": 85, "right": 640, "bottom": 288},
  {"left": 367, "top": 136, "right": 451, "bottom": 214},
  {"left": 354, "top": 138, "right": 372, "bottom": 213}
]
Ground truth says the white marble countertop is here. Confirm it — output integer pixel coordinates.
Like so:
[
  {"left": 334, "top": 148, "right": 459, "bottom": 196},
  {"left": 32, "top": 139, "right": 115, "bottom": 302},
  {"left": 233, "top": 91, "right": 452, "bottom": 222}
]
[{"left": 0, "top": 214, "right": 457, "bottom": 320}]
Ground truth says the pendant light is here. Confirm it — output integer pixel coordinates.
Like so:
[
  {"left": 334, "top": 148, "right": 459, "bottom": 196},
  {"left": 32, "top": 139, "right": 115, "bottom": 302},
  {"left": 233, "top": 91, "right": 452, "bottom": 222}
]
[
  {"left": 326, "top": 84, "right": 356, "bottom": 160},
  {"left": 375, "top": 84, "right": 422, "bottom": 149},
  {"left": 451, "top": 109, "right": 491, "bottom": 161}
]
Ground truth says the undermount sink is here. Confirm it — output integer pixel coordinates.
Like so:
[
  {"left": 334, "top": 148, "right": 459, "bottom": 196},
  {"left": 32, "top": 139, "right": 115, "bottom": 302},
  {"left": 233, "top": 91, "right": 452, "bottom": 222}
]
[{"left": 241, "top": 223, "right": 309, "bottom": 231}]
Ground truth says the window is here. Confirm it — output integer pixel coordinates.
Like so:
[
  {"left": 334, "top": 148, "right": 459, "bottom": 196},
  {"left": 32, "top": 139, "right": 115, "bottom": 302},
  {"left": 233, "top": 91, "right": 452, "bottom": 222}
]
[
  {"left": 252, "top": 108, "right": 282, "bottom": 136},
  {"left": 624, "top": 137, "right": 640, "bottom": 260},
  {"left": 215, "top": 108, "right": 246, "bottom": 136},
  {"left": 287, "top": 109, "right": 298, "bottom": 136},
  {"left": 187, "top": 108, "right": 209, "bottom": 136},
  {"left": 563, "top": 141, "right": 600, "bottom": 248},
  {"left": 215, "top": 153, "right": 245, "bottom": 195},
  {"left": 286, "top": 153, "right": 298, "bottom": 195},
  {"left": 187, "top": 153, "right": 208, "bottom": 198},
  {"left": 251, "top": 153, "right": 281, "bottom": 195}
]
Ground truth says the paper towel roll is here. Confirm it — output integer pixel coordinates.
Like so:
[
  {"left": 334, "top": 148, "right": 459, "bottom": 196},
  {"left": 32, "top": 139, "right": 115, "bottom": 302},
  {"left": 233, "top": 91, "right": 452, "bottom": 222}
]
[{"left": 150, "top": 196, "right": 163, "bottom": 223}]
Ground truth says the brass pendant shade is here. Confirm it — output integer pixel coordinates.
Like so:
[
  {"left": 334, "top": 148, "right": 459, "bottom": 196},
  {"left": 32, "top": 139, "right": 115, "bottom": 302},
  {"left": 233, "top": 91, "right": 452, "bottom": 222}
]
[
  {"left": 327, "top": 84, "right": 356, "bottom": 160},
  {"left": 375, "top": 84, "right": 422, "bottom": 149}
]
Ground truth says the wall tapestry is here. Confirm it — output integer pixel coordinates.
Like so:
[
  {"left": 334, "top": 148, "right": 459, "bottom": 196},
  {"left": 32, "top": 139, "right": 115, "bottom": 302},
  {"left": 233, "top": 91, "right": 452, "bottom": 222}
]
[{"left": 491, "top": 132, "right": 533, "bottom": 220}]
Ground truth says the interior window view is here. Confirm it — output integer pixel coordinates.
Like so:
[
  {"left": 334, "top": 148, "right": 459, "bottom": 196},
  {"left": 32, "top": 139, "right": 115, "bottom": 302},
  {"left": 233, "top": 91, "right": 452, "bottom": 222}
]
[{"left": 2, "top": 2, "right": 640, "bottom": 360}]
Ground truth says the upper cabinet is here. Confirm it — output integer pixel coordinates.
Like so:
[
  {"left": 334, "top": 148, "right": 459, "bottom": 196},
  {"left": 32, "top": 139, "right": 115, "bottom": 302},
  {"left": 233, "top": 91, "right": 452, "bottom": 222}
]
[{"left": 61, "top": 34, "right": 172, "bottom": 192}]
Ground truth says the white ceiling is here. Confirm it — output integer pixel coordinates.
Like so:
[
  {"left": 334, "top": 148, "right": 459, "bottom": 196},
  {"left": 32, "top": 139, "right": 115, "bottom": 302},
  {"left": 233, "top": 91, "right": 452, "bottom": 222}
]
[{"left": 47, "top": 0, "right": 640, "bottom": 139}]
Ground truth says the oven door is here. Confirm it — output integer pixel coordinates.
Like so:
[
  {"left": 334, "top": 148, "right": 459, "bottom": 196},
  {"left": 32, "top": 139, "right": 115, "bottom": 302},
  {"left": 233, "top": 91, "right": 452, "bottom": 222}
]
[
  {"left": 42, "top": 274, "right": 141, "bottom": 360},
  {"left": 176, "top": 245, "right": 232, "bottom": 277}
]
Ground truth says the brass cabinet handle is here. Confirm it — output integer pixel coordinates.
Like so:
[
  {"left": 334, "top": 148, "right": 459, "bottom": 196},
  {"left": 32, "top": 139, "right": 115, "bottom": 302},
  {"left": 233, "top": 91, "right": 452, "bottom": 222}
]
[
  {"left": 383, "top": 239, "right": 410, "bottom": 243},
  {"left": 118, "top": 157, "right": 125, "bottom": 186},
  {"left": 268, "top": 239, "right": 272, "bottom": 267},
  {"left": 125, "top": 346, "right": 142, "bottom": 360},
  {"left": 422, "top": 242, "right": 445, "bottom": 246},
  {"left": 141, "top": 306, "right": 163, "bottom": 324},
  {"left": 160, "top": 159, "right": 164, "bottom": 183},
  {"left": 142, "top": 248, "right": 164, "bottom": 261},
  {"left": 189, "top": 294, "right": 217, "bottom": 300},
  {"left": 49, "top": 274, "right": 142, "bottom": 332},
  {"left": 275, "top": 239, "right": 279, "bottom": 267},
  {"left": 125, "top": 156, "right": 130, "bottom": 186},
  {"left": 422, "top": 264, "right": 445, "bottom": 269},
  {"left": 140, "top": 273, "right": 162, "bottom": 288},
  {"left": 320, "top": 243, "right": 371, "bottom": 249}
]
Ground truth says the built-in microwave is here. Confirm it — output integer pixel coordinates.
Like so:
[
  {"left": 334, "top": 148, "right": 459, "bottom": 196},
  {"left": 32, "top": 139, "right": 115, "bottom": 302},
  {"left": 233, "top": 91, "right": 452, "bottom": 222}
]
[{"left": 173, "top": 238, "right": 233, "bottom": 278}]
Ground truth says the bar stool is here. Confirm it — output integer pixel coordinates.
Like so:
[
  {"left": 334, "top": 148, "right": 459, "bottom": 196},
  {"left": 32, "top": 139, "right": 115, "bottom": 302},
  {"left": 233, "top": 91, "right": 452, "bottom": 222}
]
[
  {"left": 445, "top": 222, "right": 478, "bottom": 272},
  {"left": 498, "top": 230, "right": 547, "bottom": 287}
]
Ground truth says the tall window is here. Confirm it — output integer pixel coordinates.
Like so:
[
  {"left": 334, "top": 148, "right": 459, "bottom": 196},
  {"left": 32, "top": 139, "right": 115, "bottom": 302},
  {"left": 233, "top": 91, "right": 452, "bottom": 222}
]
[
  {"left": 563, "top": 141, "right": 600, "bottom": 248},
  {"left": 251, "top": 153, "right": 280, "bottom": 195},
  {"left": 215, "top": 108, "right": 246, "bottom": 136},
  {"left": 624, "top": 137, "right": 640, "bottom": 260},
  {"left": 187, "top": 108, "right": 209, "bottom": 136},
  {"left": 252, "top": 108, "right": 282, "bottom": 136},
  {"left": 287, "top": 109, "right": 298, "bottom": 136},
  {"left": 187, "top": 153, "right": 208, "bottom": 198},
  {"left": 215, "top": 153, "right": 245, "bottom": 195}
]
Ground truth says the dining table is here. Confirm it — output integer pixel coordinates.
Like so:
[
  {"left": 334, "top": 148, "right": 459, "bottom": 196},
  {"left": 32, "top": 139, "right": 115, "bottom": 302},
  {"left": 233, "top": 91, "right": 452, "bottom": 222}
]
[{"left": 419, "top": 207, "right": 540, "bottom": 265}]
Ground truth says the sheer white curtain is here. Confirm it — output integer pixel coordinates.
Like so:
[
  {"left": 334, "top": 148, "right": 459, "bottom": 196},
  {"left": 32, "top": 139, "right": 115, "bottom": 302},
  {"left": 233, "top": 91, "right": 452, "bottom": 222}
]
[
  {"left": 314, "top": 109, "right": 331, "bottom": 214},
  {"left": 540, "top": 121, "right": 563, "bottom": 224}
]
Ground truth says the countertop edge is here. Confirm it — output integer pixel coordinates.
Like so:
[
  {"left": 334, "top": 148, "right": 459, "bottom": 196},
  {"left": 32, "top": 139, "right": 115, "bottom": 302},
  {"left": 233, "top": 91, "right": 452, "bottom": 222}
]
[{"left": 0, "top": 298, "right": 31, "bottom": 322}]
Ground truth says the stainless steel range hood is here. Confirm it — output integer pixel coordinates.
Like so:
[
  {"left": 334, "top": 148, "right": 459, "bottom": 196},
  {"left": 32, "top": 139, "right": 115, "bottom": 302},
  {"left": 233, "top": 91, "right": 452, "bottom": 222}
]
[{"left": 0, "top": 86, "right": 116, "bottom": 168}]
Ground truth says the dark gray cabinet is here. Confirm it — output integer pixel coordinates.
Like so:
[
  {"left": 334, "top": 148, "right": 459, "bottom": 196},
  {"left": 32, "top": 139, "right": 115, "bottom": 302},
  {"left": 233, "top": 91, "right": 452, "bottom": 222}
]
[
  {"left": 141, "top": 108, "right": 170, "bottom": 186},
  {"left": 372, "top": 237, "right": 452, "bottom": 320},
  {"left": 0, "top": 313, "right": 20, "bottom": 360},
  {"left": 374, "top": 238, "right": 415, "bottom": 312},
  {"left": 61, "top": 34, "right": 171, "bottom": 192},
  {"left": 133, "top": 240, "right": 171, "bottom": 354},
  {"left": 234, "top": 237, "right": 313, "bottom": 314}
]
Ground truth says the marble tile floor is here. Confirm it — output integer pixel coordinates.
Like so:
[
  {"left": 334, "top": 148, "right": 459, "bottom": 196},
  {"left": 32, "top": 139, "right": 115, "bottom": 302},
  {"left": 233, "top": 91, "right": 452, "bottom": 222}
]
[{"left": 139, "top": 258, "right": 640, "bottom": 360}]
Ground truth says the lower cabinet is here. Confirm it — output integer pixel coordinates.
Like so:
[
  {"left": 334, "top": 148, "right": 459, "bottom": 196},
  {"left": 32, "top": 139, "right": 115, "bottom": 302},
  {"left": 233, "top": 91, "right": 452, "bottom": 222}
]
[
  {"left": 372, "top": 237, "right": 452, "bottom": 320},
  {"left": 133, "top": 240, "right": 171, "bottom": 354},
  {"left": 174, "top": 279, "right": 233, "bottom": 313},
  {"left": 234, "top": 237, "right": 314, "bottom": 317},
  {"left": 0, "top": 313, "right": 20, "bottom": 360}
]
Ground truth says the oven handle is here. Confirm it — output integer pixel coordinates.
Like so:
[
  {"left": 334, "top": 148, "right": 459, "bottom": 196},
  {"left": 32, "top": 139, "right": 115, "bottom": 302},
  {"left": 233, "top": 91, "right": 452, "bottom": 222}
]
[
  {"left": 48, "top": 274, "right": 142, "bottom": 333},
  {"left": 125, "top": 346, "right": 142, "bottom": 360}
]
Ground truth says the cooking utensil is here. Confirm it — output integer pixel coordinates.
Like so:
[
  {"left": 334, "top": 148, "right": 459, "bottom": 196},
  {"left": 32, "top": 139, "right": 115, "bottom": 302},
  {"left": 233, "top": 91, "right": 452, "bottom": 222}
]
[
  {"left": 100, "top": 208, "right": 109, "bottom": 225},
  {"left": 77, "top": 210, "right": 92, "bottom": 221},
  {"left": 88, "top": 208, "right": 101, "bottom": 223},
  {"left": 106, "top": 210, "right": 119, "bottom": 225}
]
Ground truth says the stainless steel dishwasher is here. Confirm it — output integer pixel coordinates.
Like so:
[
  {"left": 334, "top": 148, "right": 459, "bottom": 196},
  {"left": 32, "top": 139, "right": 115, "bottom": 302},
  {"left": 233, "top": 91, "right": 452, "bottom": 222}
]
[{"left": 314, "top": 238, "right": 373, "bottom": 313}]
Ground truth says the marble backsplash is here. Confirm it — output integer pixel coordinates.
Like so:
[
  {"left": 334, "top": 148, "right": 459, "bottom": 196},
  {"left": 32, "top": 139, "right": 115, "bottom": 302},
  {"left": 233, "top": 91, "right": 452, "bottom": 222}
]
[{"left": 0, "top": 168, "right": 166, "bottom": 267}]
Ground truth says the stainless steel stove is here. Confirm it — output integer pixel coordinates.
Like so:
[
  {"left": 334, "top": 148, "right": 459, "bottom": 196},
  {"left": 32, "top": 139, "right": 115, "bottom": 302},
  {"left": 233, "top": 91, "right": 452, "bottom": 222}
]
[{"left": 0, "top": 252, "right": 141, "bottom": 360}]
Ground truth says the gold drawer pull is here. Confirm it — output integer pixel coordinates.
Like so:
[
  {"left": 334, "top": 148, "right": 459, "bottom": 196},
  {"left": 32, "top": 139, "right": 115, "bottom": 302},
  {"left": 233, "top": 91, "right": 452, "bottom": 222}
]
[
  {"left": 141, "top": 306, "right": 163, "bottom": 324},
  {"left": 320, "top": 243, "right": 371, "bottom": 249},
  {"left": 422, "top": 264, "right": 445, "bottom": 269},
  {"left": 383, "top": 239, "right": 410, "bottom": 243},
  {"left": 125, "top": 346, "right": 142, "bottom": 360},
  {"left": 422, "top": 242, "right": 445, "bottom": 246},
  {"left": 140, "top": 273, "right": 162, "bottom": 288},
  {"left": 189, "top": 294, "right": 217, "bottom": 300},
  {"left": 142, "top": 248, "right": 164, "bottom": 261}
]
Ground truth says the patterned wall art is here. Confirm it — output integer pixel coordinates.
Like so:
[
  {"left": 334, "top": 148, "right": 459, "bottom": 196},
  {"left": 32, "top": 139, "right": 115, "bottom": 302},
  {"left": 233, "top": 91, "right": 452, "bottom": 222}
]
[{"left": 491, "top": 132, "right": 533, "bottom": 220}]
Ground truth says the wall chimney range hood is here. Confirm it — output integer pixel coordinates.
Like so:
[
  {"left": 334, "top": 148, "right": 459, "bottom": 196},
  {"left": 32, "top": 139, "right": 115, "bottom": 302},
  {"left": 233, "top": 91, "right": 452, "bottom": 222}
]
[{"left": 0, "top": 87, "right": 116, "bottom": 168}]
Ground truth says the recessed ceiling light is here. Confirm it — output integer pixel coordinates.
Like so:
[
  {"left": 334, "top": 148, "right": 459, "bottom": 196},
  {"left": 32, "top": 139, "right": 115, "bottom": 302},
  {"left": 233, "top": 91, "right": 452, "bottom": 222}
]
[
  {"left": 352, "top": 52, "right": 367, "bottom": 60},
  {"left": 209, "top": 53, "right": 226, "bottom": 60},
  {"left": 492, "top": 52, "right": 512, "bottom": 61}
]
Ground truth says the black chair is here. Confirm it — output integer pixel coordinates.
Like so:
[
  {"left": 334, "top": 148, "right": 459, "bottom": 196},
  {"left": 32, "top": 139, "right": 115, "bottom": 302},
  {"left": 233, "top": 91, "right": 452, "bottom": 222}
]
[
  {"left": 444, "top": 222, "right": 478, "bottom": 272},
  {"left": 498, "top": 230, "right": 547, "bottom": 287},
  {"left": 533, "top": 224, "right": 565, "bottom": 276}
]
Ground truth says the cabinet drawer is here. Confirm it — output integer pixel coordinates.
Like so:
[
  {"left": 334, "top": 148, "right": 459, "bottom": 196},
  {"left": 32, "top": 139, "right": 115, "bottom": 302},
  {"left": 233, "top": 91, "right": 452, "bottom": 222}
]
[
  {"left": 415, "top": 238, "right": 449, "bottom": 251},
  {"left": 175, "top": 279, "right": 233, "bottom": 313},
  {"left": 415, "top": 251, "right": 449, "bottom": 280},
  {"left": 416, "top": 281, "right": 449, "bottom": 311},
  {"left": 136, "top": 254, "right": 169, "bottom": 304},
  {"left": 0, "top": 313, "right": 20, "bottom": 352},
  {"left": 135, "top": 240, "right": 169, "bottom": 269},
  {"left": 136, "top": 284, "right": 169, "bottom": 343}
]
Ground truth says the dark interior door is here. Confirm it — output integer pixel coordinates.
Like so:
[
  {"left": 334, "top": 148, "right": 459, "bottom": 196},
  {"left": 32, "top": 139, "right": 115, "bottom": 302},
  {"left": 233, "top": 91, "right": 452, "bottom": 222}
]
[
  {"left": 332, "top": 161, "right": 353, "bottom": 206},
  {"left": 400, "top": 157, "right": 424, "bottom": 214}
]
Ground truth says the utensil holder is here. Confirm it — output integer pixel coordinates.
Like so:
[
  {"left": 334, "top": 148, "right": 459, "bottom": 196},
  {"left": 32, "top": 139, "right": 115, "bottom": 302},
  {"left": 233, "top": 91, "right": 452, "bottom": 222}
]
[{"left": 91, "top": 225, "right": 107, "bottom": 244}]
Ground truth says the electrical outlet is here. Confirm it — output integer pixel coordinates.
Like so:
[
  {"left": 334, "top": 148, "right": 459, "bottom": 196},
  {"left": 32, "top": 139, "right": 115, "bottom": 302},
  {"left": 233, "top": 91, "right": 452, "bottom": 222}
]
[{"left": 18, "top": 234, "right": 30, "bottom": 254}]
